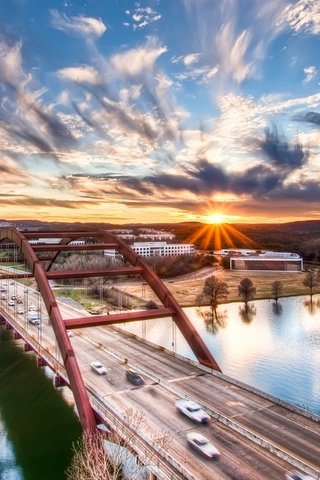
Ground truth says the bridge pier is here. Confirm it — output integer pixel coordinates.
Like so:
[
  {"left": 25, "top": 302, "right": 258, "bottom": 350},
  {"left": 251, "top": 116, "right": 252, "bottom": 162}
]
[
  {"left": 37, "top": 356, "right": 47, "bottom": 367},
  {"left": 24, "top": 342, "right": 34, "bottom": 352},
  {"left": 54, "top": 375, "right": 68, "bottom": 388}
]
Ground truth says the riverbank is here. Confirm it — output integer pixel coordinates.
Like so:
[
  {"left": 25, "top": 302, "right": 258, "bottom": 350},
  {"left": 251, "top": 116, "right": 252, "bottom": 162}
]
[
  {"left": 165, "top": 269, "right": 315, "bottom": 306},
  {"left": 98, "top": 268, "right": 318, "bottom": 309},
  {"left": 54, "top": 268, "right": 319, "bottom": 312}
]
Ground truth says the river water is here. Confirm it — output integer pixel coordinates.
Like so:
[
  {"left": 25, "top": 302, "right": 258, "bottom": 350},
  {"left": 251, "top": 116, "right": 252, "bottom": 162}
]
[
  {"left": 0, "top": 329, "right": 81, "bottom": 480},
  {"left": 0, "top": 295, "right": 319, "bottom": 479}
]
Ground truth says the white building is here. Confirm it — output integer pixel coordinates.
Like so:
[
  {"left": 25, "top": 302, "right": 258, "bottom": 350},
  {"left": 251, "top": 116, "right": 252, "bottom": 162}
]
[
  {"left": 137, "top": 229, "right": 175, "bottom": 241},
  {"left": 227, "top": 250, "right": 303, "bottom": 272},
  {"left": 104, "top": 241, "right": 195, "bottom": 258},
  {"left": 29, "top": 238, "right": 86, "bottom": 246}
]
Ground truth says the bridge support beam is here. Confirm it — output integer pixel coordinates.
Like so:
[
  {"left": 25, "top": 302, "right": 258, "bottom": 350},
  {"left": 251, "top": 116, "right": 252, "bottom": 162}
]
[
  {"left": 54, "top": 375, "right": 68, "bottom": 388},
  {"left": 24, "top": 343, "right": 34, "bottom": 352},
  {"left": 37, "top": 356, "right": 47, "bottom": 367}
]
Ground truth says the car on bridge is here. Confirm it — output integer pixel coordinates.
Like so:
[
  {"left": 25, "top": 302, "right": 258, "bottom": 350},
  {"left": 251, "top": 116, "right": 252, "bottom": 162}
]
[
  {"left": 90, "top": 361, "right": 107, "bottom": 375},
  {"left": 126, "top": 369, "right": 144, "bottom": 386},
  {"left": 28, "top": 317, "right": 40, "bottom": 325},
  {"left": 176, "top": 399, "right": 210, "bottom": 423},
  {"left": 17, "top": 308, "right": 24, "bottom": 315},
  {"left": 27, "top": 312, "right": 41, "bottom": 325},
  {"left": 285, "top": 472, "right": 315, "bottom": 480},
  {"left": 186, "top": 432, "right": 220, "bottom": 459},
  {"left": 8, "top": 300, "right": 15, "bottom": 306}
]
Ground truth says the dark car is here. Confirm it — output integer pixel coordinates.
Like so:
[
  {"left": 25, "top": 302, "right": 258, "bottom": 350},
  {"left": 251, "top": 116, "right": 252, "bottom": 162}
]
[{"left": 126, "top": 369, "right": 144, "bottom": 386}]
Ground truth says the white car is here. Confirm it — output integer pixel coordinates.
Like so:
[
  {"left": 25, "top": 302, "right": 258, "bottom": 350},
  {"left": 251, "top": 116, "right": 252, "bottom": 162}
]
[
  {"left": 285, "top": 472, "right": 315, "bottom": 480},
  {"left": 175, "top": 399, "right": 210, "bottom": 423},
  {"left": 90, "top": 361, "right": 107, "bottom": 375},
  {"left": 186, "top": 432, "right": 220, "bottom": 459},
  {"left": 28, "top": 317, "right": 40, "bottom": 325},
  {"left": 8, "top": 300, "right": 15, "bottom": 306},
  {"left": 17, "top": 309, "right": 24, "bottom": 314}
]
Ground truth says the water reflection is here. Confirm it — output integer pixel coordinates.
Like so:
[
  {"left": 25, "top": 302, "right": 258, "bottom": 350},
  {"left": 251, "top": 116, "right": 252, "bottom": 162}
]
[
  {"left": 197, "top": 307, "right": 227, "bottom": 334},
  {"left": 272, "top": 301, "right": 283, "bottom": 315},
  {"left": 304, "top": 298, "right": 320, "bottom": 316},
  {"left": 238, "top": 304, "right": 256, "bottom": 323},
  {"left": 0, "top": 426, "right": 24, "bottom": 480}
]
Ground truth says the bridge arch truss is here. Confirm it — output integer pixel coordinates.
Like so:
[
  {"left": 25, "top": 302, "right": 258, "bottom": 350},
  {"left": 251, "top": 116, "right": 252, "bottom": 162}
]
[{"left": 0, "top": 227, "right": 220, "bottom": 430}]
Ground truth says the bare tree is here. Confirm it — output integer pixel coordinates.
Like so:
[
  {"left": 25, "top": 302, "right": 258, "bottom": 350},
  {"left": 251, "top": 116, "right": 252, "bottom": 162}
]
[
  {"left": 200, "top": 275, "right": 229, "bottom": 318},
  {"left": 271, "top": 280, "right": 283, "bottom": 304},
  {"left": 303, "top": 269, "right": 320, "bottom": 302},
  {"left": 238, "top": 277, "right": 256, "bottom": 313},
  {"left": 66, "top": 409, "right": 171, "bottom": 480}
]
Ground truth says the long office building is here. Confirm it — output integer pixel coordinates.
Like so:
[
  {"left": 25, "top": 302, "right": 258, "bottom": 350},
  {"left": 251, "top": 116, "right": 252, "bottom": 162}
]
[
  {"left": 228, "top": 251, "right": 303, "bottom": 271},
  {"left": 105, "top": 241, "right": 195, "bottom": 258}
]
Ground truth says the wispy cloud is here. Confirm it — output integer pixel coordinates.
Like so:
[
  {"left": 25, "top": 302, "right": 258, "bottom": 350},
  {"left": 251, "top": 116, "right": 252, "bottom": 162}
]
[
  {"left": 0, "top": 38, "right": 76, "bottom": 164},
  {"left": 57, "top": 65, "right": 102, "bottom": 85},
  {"left": 280, "top": 0, "right": 320, "bottom": 35},
  {"left": 125, "top": 6, "right": 161, "bottom": 30},
  {"left": 303, "top": 65, "right": 317, "bottom": 83},
  {"left": 50, "top": 9, "right": 107, "bottom": 39},
  {"left": 0, "top": 38, "right": 26, "bottom": 87},
  {"left": 181, "top": 0, "right": 287, "bottom": 86},
  {"left": 110, "top": 37, "right": 167, "bottom": 77},
  {"left": 183, "top": 53, "right": 201, "bottom": 66},
  {"left": 295, "top": 111, "right": 320, "bottom": 126}
]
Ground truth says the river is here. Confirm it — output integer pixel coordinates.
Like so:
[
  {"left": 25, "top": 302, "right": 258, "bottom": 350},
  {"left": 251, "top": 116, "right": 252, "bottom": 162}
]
[
  {"left": 0, "top": 329, "right": 81, "bottom": 480},
  {"left": 0, "top": 294, "right": 319, "bottom": 479}
]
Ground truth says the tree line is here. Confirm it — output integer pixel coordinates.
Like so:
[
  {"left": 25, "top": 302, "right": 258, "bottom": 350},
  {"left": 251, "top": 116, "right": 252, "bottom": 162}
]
[{"left": 198, "top": 267, "right": 320, "bottom": 318}]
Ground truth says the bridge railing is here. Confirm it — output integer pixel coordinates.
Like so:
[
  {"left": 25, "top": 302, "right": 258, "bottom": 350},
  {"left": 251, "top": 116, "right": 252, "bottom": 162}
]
[
  {"left": 87, "top": 387, "right": 196, "bottom": 480},
  {"left": 0, "top": 307, "right": 67, "bottom": 381}
]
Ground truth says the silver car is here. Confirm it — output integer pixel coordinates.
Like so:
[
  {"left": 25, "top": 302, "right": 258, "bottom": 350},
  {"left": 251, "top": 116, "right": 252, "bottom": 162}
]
[
  {"left": 187, "top": 432, "right": 220, "bottom": 459},
  {"left": 175, "top": 399, "right": 210, "bottom": 423},
  {"left": 90, "top": 361, "right": 107, "bottom": 375}
]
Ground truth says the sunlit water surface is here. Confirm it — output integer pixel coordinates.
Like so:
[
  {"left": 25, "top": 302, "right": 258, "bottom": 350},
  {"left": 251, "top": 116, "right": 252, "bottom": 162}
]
[{"left": 119, "top": 295, "right": 320, "bottom": 415}]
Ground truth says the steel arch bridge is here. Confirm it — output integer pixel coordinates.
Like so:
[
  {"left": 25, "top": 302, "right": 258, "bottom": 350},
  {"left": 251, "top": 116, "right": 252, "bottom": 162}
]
[{"left": 0, "top": 227, "right": 221, "bottom": 431}]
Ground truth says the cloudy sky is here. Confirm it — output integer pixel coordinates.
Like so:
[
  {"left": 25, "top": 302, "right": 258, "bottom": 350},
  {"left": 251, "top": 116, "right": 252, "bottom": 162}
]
[{"left": 0, "top": 0, "right": 320, "bottom": 224}]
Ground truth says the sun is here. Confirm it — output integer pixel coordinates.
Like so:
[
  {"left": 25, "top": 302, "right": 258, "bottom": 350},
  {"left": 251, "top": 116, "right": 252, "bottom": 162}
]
[{"left": 204, "top": 213, "right": 226, "bottom": 225}]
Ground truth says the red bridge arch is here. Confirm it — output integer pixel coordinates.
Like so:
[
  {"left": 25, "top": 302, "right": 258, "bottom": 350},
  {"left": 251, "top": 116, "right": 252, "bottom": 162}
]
[{"left": 0, "top": 227, "right": 221, "bottom": 430}]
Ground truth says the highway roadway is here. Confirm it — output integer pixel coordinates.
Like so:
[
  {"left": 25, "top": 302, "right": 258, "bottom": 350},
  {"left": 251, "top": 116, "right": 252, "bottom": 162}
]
[{"left": 1, "top": 280, "right": 319, "bottom": 480}]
